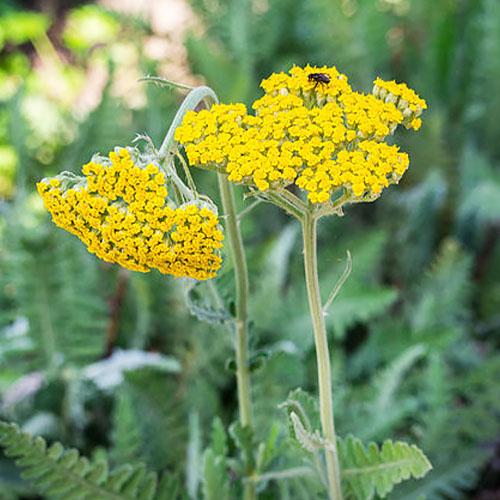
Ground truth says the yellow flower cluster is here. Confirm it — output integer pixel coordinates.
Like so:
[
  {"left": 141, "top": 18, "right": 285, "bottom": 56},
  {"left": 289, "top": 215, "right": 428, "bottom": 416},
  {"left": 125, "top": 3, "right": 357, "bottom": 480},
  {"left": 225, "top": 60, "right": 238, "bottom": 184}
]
[
  {"left": 37, "top": 148, "right": 224, "bottom": 280},
  {"left": 373, "top": 77, "right": 427, "bottom": 131},
  {"left": 175, "top": 65, "right": 426, "bottom": 204}
]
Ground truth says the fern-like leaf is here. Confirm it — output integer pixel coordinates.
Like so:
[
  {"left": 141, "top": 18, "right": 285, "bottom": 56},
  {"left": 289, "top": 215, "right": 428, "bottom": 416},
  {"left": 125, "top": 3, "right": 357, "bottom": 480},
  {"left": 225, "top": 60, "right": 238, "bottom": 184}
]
[
  {"left": 409, "top": 239, "right": 472, "bottom": 334},
  {"left": 201, "top": 418, "right": 231, "bottom": 500},
  {"left": 202, "top": 449, "right": 230, "bottom": 500},
  {"left": 338, "top": 435, "right": 432, "bottom": 499},
  {"left": 183, "top": 280, "right": 231, "bottom": 325},
  {"left": 392, "top": 450, "right": 487, "bottom": 500},
  {"left": 0, "top": 420, "right": 171, "bottom": 500},
  {"left": 110, "top": 389, "right": 143, "bottom": 466}
]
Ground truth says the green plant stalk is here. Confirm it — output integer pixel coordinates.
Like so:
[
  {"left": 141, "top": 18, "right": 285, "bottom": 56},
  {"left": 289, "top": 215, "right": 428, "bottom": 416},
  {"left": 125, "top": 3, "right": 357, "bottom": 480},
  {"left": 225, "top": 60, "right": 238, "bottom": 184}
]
[
  {"left": 218, "top": 174, "right": 256, "bottom": 500},
  {"left": 157, "top": 83, "right": 255, "bottom": 498},
  {"left": 301, "top": 211, "right": 343, "bottom": 500}
]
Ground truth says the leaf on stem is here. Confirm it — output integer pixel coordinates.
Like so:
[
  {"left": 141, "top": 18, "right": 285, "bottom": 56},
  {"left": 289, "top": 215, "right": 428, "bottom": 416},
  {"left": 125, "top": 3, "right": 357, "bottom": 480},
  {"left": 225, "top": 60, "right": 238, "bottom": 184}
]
[
  {"left": 323, "top": 250, "right": 353, "bottom": 314},
  {"left": 339, "top": 435, "right": 432, "bottom": 499},
  {"left": 139, "top": 75, "right": 194, "bottom": 92}
]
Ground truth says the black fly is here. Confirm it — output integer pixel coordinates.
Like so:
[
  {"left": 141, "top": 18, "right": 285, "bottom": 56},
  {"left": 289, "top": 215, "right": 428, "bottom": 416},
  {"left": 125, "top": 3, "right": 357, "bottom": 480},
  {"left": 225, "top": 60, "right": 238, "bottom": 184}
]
[{"left": 308, "top": 72, "right": 331, "bottom": 90}]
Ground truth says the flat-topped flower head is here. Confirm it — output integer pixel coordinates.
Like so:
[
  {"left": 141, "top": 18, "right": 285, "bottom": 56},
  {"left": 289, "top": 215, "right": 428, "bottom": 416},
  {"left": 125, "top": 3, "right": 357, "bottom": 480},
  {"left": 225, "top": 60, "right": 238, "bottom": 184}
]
[
  {"left": 37, "top": 147, "right": 224, "bottom": 280},
  {"left": 175, "top": 65, "right": 426, "bottom": 205}
]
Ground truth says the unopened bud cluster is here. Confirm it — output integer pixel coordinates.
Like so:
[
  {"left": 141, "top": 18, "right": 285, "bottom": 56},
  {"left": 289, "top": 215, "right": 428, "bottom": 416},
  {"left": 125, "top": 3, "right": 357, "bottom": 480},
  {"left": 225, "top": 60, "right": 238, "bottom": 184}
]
[{"left": 372, "top": 77, "right": 427, "bottom": 131}]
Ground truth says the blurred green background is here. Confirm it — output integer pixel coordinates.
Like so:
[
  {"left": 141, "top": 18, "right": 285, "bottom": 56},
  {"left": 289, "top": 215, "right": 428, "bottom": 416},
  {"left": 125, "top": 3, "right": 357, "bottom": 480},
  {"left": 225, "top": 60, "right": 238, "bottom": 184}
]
[{"left": 0, "top": 0, "right": 499, "bottom": 498}]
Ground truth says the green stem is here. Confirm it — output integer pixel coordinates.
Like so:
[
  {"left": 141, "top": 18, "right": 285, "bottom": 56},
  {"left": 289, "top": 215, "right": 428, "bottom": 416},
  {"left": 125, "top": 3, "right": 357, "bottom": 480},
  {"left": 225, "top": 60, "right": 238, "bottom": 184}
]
[
  {"left": 217, "top": 175, "right": 255, "bottom": 500},
  {"left": 263, "top": 191, "right": 304, "bottom": 220},
  {"left": 174, "top": 150, "right": 198, "bottom": 195},
  {"left": 301, "top": 212, "right": 343, "bottom": 500},
  {"left": 159, "top": 84, "right": 255, "bottom": 498}
]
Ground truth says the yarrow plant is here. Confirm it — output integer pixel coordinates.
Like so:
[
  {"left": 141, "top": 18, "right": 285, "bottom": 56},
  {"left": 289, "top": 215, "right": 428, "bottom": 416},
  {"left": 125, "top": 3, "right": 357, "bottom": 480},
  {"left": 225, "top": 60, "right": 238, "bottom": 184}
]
[
  {"left": 172, "top": 65, "right": 428, "bottom": 500},
  {"left": 24, "top": 65, "right": 431, "bottom": 500}
]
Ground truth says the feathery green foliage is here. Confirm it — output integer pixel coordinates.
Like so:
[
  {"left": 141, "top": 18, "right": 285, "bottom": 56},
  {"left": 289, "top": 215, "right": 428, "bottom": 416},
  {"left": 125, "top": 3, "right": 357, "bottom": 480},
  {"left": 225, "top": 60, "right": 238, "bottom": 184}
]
[
  {"left": 202, "top": 419, "right": 230, "bottom": 500},
  {"left": 339, "top": 435, "right": 432, "bottom": 500},
  {"left": 0, "top": 420, "right": 167, "bottom": 500},
  {"left": 1, "top": 0, "right": 499, "bottom": 498},
  {"left": 282, "top": 389, "right": 432, "bottom": 498},
  {"left": 1, "top": 203, "right": 107, "bottom": 371}
]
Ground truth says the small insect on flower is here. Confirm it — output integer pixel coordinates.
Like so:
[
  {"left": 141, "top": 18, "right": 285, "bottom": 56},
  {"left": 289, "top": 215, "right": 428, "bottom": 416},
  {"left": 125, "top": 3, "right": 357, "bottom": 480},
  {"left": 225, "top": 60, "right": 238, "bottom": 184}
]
[{"left": 308, "top": 72, "right": 331, "bottom": 90}]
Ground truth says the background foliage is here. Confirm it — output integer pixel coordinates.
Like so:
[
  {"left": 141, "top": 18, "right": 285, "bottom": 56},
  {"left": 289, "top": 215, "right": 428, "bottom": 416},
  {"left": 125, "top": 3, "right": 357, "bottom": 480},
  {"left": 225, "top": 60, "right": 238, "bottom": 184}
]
[{"left": 0, "top": 0, "right": 499, "bottom": 498}]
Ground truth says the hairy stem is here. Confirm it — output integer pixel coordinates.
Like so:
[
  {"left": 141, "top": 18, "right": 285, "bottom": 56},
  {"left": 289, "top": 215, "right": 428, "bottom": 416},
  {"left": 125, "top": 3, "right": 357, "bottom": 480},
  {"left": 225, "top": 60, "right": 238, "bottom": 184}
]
[
  {"left": 159, "top": 84, "right": 255, "bottom": 498},
  {"left": 218, "top": 175, "right": 255, "bottom": 500},
  {"left": 301, "top": 212, "right": 343, "bottom": 500}
]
